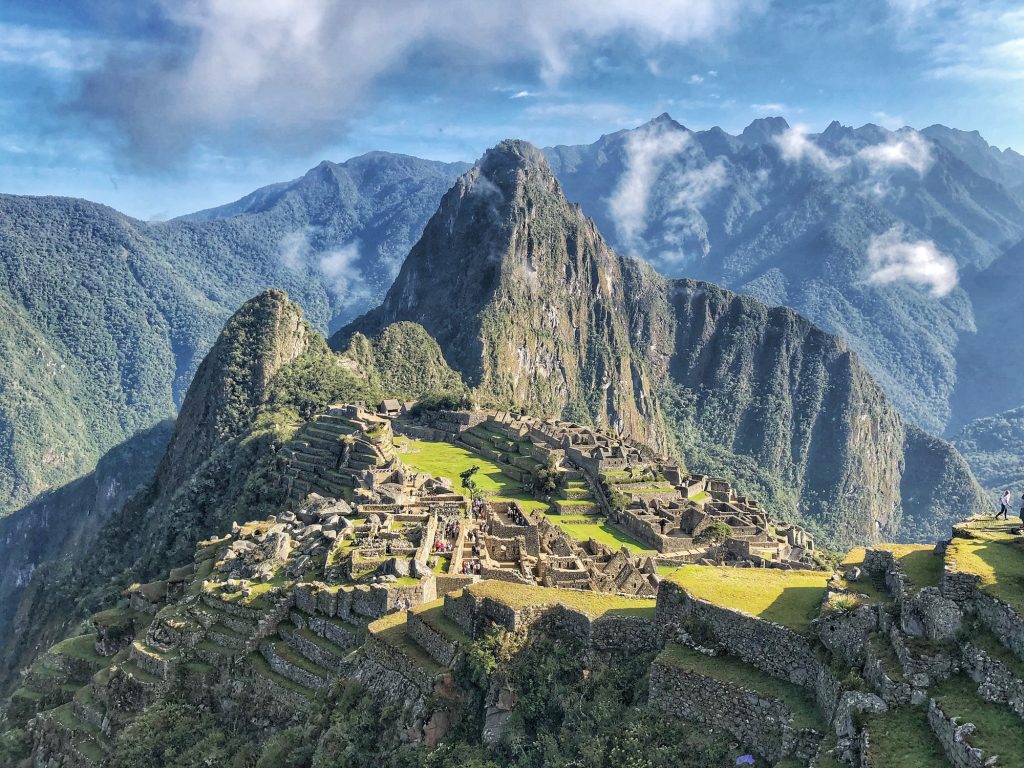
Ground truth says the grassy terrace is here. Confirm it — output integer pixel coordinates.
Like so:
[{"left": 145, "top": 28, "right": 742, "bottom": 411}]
[
  {"left": 945, "top": 517, "right": 1024, "bottom": 615},
  {"left": 367, "top": 612, "right": 447, "bottom": 676},
  {"left": 51, "top": 634, "right": 105, "bottom": 665},
  {"left": 932, "top": 676, "right": 1024, "bottom": 760},
  {"left": 465, "top": 580, "right": 656, "bottom": 619},
  {"left": 666, "top": 566, "right": 830, "bottom": 633},
  {"left": 656, "top": 642, "right": 823, "bottom": 731},
  {"left": 396, "top": 438, "right": 547, "bottom": 512},
  {"left": 411, "top": 599, "right": 470, "bottom": 644},
  {"left": 541, "top": 510, "right": 655, "bottom": 554},
  {"left": 863, "top": 706, "right": 949, "bottom": 768}
]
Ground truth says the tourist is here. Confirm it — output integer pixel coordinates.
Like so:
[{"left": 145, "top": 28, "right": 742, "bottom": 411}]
[
  {"left": 997, "top": 489, "right": 1012, "bottom": 520},
  {"left": 1020, "top": 492, "right": 1024, "bottom": 524}
]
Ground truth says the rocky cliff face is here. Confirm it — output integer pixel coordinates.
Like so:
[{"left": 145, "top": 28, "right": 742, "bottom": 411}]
[
  {"left": 338, "top": 141, "right": 987, "bottom": 546},
  {"left": 337, "top": 140, "right": 668, "bottom": 450}
]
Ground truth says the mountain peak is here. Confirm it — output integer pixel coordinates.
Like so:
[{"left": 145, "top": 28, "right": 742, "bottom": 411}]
[{"left": 738, "top": 116, "right": 791, "bottom": 145}]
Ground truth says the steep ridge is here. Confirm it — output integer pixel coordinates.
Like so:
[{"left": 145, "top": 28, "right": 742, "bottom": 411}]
[
  {"left": 544, "top": 116, "right": 1024, "bottom": 435},
  {"left": 0, "top": 295, "right": 465, "bottom": 694},
  {"left": 336, "top": 140, "right": 987, "bottom": 546},
  {"left": 337, "top": 140, "right": 668, "bottom": 450}
]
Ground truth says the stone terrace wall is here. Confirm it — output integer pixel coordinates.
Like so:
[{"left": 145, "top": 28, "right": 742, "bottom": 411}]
[
  {"left": 359, "top": 632, "right": 440, "bottom": 702},
  {"left": 648, "top": 657, "right": 823, "bottom": 765},
  {"left": 961, "top": 640, "right": 1024, "bottom": 718},
  {"left": 927, "top": 698, "right": 990, "bottom": 768},
  {"left": 407, "top": 612, "right": 458, "bottom": 668},
  {"left": 973, "top": 593, "right": 1024, "bottom": 662},
  {"left": 442, "top": 590, "right": 659, "bottom": 652},
  {"left": 656, "top": 581, "right": 821, "bottom": 687}
]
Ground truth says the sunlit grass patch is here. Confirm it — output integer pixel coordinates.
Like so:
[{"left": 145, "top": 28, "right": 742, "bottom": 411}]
[{"left": 666, "top": 566, "right": 829, "bottom": 633}]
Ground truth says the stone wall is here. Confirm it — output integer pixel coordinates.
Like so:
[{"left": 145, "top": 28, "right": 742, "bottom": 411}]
[
  {"left": 961, "top": 640, "right": 1024, "bottom": 719},
  {"left": 973, "top": 592, "right": 1024, "bottom": 662},
  {"left": 927, "top": 698, "right": 990, "bottom": 768},
  {"left": 359, "top": 632, "right": 440, "bottom": 701},
  {"left": 407, "top": 612, "right": 458, "bottom": 667},
  {"left": 656, "top": 581, "right": 822, "bottom": 688},
  {"left": 648, "top": 657, "right": 823, "bottom": 765}
]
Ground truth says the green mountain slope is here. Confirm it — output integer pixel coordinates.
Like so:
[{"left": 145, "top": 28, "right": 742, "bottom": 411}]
[
  {"left": 337, "top": 140, "right": 988, "bottom": 546},
  {"left": 0, "top": 154, "right": 464, "bottom": 515}
]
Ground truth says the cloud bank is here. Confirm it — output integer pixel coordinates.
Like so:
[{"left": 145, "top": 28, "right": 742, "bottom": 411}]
[
  {"left": 73, "top": 0, "right": 757, "bottom": 166},
  {"left": 866, "top": 226, "right": 958, "bottom": 297},
  {"left": 608, "top": 121, "right": 691, "bottom": 242}
]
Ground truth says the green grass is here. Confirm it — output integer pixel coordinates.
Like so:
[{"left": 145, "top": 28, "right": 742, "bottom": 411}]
[
  {"left": 432, "top": 555, "right": 451, "bottom": 574},
  {"left": 932, "top": 676, "right": 1024, "bottom": 760},
  {"left": 412, "top": 600, "right": 470, "bottom": 644},
  {"left": 51, "top": 634, "right": 104, "bottom": 665},
  {"left": 666, "top": 566, "right": 830, "bottom": 633},
  {"left": 397, "top": 439, "right": 547, "bottom": 511},
  {"left": 839, "top": 548, "right": 890, "bottom": 603},
  {"left": 863, "top": 706, "right": 949, "bottom": 767},
  {"left": 946, "top": 518, "right": 1024, "bottom": 615},
  {"left": 542, "top": 511, "right": 655, "bottom": 554},
  {"left": 877, "top": 544, "right": 944, "bottom": 588},
  {"left": 656, "top": 643, "right": 824, "bottom": 731},
  {"left": 465, "top": 581, "right": 656, "bottom": 619}
]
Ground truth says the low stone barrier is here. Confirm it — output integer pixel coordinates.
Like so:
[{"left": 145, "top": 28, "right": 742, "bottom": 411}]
[
  {"left": 260, "top": 643, "right": 329, "bottom": 691},
  {"left": 407, "top": 612, "right": 458, "bottom": 667},
  {"left": 973, "top": 593, "right": 1024, "bottom": 663},
  {"left": 656, "top": 580, "right": 822, "bottom": 688},
  {"left": 648, "top": 657, "right": 823, "bottom": 765},
  {"left": 961, "top": 640, "right": 1024, "bottom": 719},
  {"left": 927, "top": 698, "right": 990, "bottom": 768}
]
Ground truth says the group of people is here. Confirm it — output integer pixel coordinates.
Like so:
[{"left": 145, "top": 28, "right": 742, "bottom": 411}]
[
  {"left": 995, "top": 490, "right": 1024, "bottom": 522},
  {"left": 461, "top": 558, "right": 482, "bottom": 575},
  {"left": 507, "top": 501, "right": 528, "bottom": 526}
]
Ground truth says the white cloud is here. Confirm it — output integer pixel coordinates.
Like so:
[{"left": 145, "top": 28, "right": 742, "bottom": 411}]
[
  {"left": 318, "top": 241, "right": 374, "bottom": 303},
  {"left": 277, "top": 229, "right": 310, "bottom": 271},
  {"left": 774, "top": 124, "right": 934, "bottom": 178},
  {"left": 510, "top": 90, "right": 533, "bottom": 99},
  {"left": 751, "top": 102, "right": 787, "bottom": 113},
  {"left": 866, "top": 226, "right": 958, "bottom": 297},
  {"left": 670, "top": 158, "right": 728, "bottom": 209},
  {"left": 78, "top": 0, "right": 763, "bottom": 163},
  {"left": 688, "top": 73, "right": 704, "bottom": 84},
  {"left": 857, "top": 132, "right": 934, "bottom": 175},
  {"left": 608, "top": 121, "right": 691, "bottom": 243},
  {"left": 774, "top": 124, "right": 847, "bottom": 172},
  {"left": 872, "top": 111, "right": 907, "bottom": 130},
  {"left": 0, "top": 22, "right": 105, "bottom": 72}
]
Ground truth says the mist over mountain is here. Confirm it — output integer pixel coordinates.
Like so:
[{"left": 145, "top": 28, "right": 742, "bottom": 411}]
[
  {"left": 0, "top": 154, "right": 464, "bottom": 515},
  {"left": 543, "top": 114, "right": 1024, "bottom": 437}
]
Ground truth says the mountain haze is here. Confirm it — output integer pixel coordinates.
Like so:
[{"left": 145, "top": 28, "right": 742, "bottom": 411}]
[{"left": 544, "top": 115, "right": 1024, "bottom": 436}]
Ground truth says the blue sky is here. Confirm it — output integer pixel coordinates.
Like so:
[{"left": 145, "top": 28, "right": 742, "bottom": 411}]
[{"left": 1, "top": 0, "right": 1022, "bottom": 219}]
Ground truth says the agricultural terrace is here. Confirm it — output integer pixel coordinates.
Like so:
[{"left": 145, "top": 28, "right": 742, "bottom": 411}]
[
  {"left": 464, "top": 580, "right": 656, "bottom": 619},
  {"left": 666, "top": 565, "right": 830, "bottom": 633},
  {"left": 395, "top": 438, "right": 547, "bottom": 512},
  {"left": 945, "top": 516, "right": 1024, "bottom": 615}
]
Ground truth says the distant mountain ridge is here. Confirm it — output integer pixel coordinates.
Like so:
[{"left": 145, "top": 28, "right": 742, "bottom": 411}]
[
  {"left": 0, "top": 153, "right": 464, "bottom": 515},
  {"left": 337, "top": 139, "right": 987, "bottom": 546},
  {"left": 543, "top": 114, "right": 1024, "bottom": 436}
]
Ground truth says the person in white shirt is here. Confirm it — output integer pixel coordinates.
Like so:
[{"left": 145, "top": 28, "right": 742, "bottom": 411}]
[{"left": 997, "top": 490, "right": 1012, "bottom": 520}]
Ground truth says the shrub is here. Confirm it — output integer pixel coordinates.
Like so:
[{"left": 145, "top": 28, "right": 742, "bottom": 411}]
[{"left": 694, "top": 521, "right": 732, "bottom": 546}]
